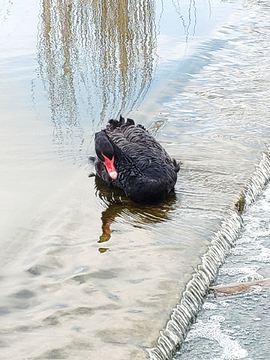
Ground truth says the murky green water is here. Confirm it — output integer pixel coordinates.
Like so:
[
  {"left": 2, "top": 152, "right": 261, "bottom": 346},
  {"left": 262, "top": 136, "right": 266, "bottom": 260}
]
[{"left": 1, "top": 0, "right": 270, "bottom": 359}]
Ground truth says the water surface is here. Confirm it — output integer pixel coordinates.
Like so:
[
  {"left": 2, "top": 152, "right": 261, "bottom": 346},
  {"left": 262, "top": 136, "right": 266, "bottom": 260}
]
[
  {"left": 1, "top": 1, "right": 270, "bottom": 359},
  {"left": 176, "top": 183, "right": 270, "bottom": 360}
]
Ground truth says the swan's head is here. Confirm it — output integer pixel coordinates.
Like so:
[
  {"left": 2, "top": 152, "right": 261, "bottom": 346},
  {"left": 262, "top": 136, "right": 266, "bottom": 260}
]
[{"left": 95, "top": 130, "right": 118, "bottom": 179}]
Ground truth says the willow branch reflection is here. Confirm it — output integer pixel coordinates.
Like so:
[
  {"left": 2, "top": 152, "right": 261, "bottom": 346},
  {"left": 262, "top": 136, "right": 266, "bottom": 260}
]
[
  {"left": 172, "top": 0, "right": 198, "bottom": 40},
  {"left": 94, "top": 176, "right": 177, "bottom": 252},
  {"left": 37, "top": 0, "right": 157, "bottom": 152},
  {"left": 0, "top": 1, "right": 13, "bottom": 23}
]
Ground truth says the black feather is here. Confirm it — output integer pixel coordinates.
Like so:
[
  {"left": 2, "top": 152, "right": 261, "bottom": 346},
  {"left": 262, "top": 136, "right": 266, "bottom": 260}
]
[{"left": 94, "top": 117, "right": 180, "bottom": 204}]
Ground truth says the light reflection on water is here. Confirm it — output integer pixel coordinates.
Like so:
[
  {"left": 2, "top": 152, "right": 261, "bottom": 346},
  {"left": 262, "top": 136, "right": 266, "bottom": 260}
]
[{"left": 1, "top": 0, "right": 270, "bottom": 359}]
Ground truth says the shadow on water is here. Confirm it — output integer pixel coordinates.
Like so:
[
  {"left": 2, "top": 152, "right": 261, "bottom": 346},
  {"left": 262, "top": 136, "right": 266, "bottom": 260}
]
[
  {"left": 37, "top": 0, "right": 157, "bottom": 146},
  {"left": 94, "top": 176, "right": 178, "bottom": 251}
]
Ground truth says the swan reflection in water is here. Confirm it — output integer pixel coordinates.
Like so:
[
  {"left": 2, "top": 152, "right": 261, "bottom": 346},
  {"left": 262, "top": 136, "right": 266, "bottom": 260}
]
[{"left": 94, "top": 176, "right": 177, "bottom": 252}]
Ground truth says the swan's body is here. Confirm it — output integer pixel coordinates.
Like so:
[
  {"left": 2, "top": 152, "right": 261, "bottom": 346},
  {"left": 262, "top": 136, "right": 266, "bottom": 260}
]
[{"left": 94, "top": 116, "right": 180, "bottom": 204}]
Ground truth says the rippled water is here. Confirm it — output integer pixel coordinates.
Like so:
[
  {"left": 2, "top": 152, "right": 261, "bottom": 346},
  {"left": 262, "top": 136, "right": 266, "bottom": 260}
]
[
  {"left": 1, "top": 0, "right": 270, "bottom": 359},
  {"left": 176, "top": 183, "right": 270, "bottom": 360}
]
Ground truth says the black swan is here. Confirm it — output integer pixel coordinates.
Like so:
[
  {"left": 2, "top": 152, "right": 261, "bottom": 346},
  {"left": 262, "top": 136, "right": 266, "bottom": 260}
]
[{"left": 94, "top": 116, "right": 180, "bottom": 204}]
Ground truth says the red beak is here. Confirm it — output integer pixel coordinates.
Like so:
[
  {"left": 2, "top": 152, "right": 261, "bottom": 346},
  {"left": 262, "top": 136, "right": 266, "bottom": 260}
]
[{"left": 103, "top": 155, "right": 118, "bottom": 179}]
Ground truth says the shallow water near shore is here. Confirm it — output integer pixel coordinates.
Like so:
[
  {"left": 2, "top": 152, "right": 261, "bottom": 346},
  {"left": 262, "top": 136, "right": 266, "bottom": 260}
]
[{"left": 1, "top": 0, "right": 270, "bottom": 359}]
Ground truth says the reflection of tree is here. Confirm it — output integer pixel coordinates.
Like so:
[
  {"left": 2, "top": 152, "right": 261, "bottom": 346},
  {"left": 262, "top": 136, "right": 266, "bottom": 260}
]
[
  {"left": 38, "top": 0, "right": 84, "bottom": 157},
  {"left": 94, "top": 176, "right": 177, "bottom": 251},
  {"left": 90, "top": 0, "right": 156, "bottom": 121},
  {"left": 0, "top": 1, "right": 13, "bottom": 23},
  {"left": 172, "top": 0, "right": 198, "bottom": 40},
  {"left": 37, "top": 0, "right": 157, "bottom": 152}
]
